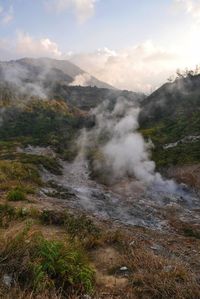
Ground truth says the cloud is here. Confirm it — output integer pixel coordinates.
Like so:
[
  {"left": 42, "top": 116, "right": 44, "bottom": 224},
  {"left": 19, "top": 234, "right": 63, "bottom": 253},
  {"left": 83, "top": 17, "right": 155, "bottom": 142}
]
[
  {"left": 69, "top": 42, "right": 188, "bottom": 93},
  {"left": 15, "top": 32, "right": 62, "bottom": 58},
  {"left": 45, "top": 0, "right": 97, "bottom": 23},
  {"left": 175, "top": 0, "right": 200, "bottom": 20},
  {"left": 0, "top": 31, "right": 199, "bottom": 92},
  {"left": 0, "top": 4, "right": 14, "bottom": 25}
]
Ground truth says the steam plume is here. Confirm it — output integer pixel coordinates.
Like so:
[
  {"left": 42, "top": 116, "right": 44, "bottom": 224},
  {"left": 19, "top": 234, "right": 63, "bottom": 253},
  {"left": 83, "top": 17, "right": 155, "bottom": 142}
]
[
  {"left": 81, "top": 97, "right": 177, "bottom": 193},
  {"left": 69, "top": 73, "right": 92, "bottom": 86}
]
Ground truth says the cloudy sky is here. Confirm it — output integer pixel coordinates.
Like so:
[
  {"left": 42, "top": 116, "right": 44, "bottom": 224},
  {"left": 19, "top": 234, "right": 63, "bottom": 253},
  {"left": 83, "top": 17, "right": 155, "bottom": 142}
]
[{"left": 0, "top": 0, "right": 200, "bottom": 92}]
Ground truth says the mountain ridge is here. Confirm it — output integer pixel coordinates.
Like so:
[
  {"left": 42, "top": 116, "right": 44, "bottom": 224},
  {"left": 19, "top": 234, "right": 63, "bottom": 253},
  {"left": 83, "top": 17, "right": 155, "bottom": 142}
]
[{"left": 0, "top": 57, "right": 114, "bottom": 90}]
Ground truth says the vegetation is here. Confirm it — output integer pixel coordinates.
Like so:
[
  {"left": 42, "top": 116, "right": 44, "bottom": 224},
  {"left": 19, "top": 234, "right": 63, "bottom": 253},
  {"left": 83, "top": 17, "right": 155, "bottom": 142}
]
[
  {"left": 41, "top": 210, "right": 100, "bottom": 238},
  {"left": 7, "top": 187, "right": 26, "bottom": 201},
  {"left": 126, "top": 247, "right": 200, "bottom": 299},
  {"left": 139, "top": 74, "right": 200, "bottom": 169},
  {"left": 0, "top": 226, "right": 94, "bottom": 296},
  {"left": 0, "top": 77, "right": 200, "bottom": 298},
  {"left": 0, "top": 99, "right": 86, "bottom": 159},
  {"left": 0, "top": 160, "right": 41, "bottom": 192},
  {"left": 0, "top": 203, "right": 16, "bottom": 227}
]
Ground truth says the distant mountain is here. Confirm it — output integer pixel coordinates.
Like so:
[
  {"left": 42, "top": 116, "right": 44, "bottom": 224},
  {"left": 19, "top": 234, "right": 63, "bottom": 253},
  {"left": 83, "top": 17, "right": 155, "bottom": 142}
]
[{"left": 0, "top": 57, "right": 114, "bottom": 90}]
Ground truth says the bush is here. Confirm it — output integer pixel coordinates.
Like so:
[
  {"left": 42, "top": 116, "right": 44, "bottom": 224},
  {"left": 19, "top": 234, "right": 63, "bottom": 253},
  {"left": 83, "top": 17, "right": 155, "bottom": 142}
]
[
  {"left": 64, "top": 213, "right": 101, "bottom": 240},
  {"left": 40, "top": 210, "right": 101, "bottom": 241},
  {"left": 0, "top": 227, "right": 95, "bottom": 295},
  {"left": 7, "top": 188, "right": 26, "bottom": 201}
]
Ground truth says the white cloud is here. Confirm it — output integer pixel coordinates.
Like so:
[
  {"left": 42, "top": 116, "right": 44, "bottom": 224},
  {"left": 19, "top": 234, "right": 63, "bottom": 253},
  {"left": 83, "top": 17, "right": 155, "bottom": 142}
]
[
  {"left": 45, "top": 0, "right": 97, "bottom": 23},
  {"left": 69, "top": 41, "right": 189, "bottom": 93},
  {"left": 15, "top": 32, "right": 62, "bottom": 58},
  {"left": 175, "top": 0, "right": 200, "bottom": 20},
  {"left": 0, "top": 30, "right": 199, "bottom": 92},
  {"left": 1, "top": 5, "right": 14, "bottom": 25}
]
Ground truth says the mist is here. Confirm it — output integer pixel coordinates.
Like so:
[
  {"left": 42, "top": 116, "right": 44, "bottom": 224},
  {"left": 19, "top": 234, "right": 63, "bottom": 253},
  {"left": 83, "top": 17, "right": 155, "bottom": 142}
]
[
  {"left": 79, "top": 97, "right": 177, "bottom": 193},
  {"left": 0, "top": 61, "right": 48, "bottom": 99}
]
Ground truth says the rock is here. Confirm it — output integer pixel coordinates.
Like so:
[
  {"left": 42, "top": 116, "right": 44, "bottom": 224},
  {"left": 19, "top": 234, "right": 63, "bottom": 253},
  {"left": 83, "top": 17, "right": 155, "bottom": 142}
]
[
  {"left": 150, "top": 244, "right": 162, "bottom": 251},
  {"left": 3, "top": 274, "right": 12, "bottom": 288},
  {"left": 120, "top": 266, "right": 128, "bottom": 271},
  {"left": 129, "top": 240, "right": 135, "bottom": 246}
]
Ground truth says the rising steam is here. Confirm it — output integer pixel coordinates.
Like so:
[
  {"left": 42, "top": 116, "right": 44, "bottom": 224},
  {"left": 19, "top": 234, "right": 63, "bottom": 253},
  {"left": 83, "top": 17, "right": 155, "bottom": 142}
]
[
  {"left": 69, "top": 72, "right": 92, "bottom": 86},
  {"left": 80, "top": 97, "right": 177, "bottom": 193}
]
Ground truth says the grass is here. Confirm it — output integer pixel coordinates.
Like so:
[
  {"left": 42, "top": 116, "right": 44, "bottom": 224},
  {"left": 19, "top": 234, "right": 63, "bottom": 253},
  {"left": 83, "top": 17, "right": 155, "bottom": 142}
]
[
  {"left": 7, "top": 187, "right": 27, "bottom": 202},
  {"left": 123, "top": 246, "right": 200, "bottom": 299},
  {"left": 139, "top": 75, "right": 200, "bottom": 170},
  {"left": 0, "top": 225, "right": 94, "bottom": 296},
  {"left": 169, "top": 219, "right": 200, "bottom": 240},
  {"left": 0, "top": 204, "right": 200, "bottom": 299},
  {"left": 0, "top": 203, "right": 16, "bottom": 227},
  {"left": 0, "top": 203, "right": 32, "bottom": 227},
  {"left": 40, "top": 210, "right": 102, "bottom": 247},
  {"left": 0, "top": 160, "right": 41, "bottom": 192}
]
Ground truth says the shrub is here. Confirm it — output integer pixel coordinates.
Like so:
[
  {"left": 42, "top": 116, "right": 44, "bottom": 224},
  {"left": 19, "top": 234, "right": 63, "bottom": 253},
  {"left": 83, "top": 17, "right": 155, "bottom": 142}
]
[
  {"left": 7, "top": 188, "right": 26, "bottom": 201},
  {"left": 40, "top": 210, "right": 66, "bottom": 226},
  {"left": 40, "top": 210, "right": 101, "bottom": 242},
  {"left": 64, "top": 213, "right": 101, "bottom": 240},
  {"left": 0, "top": 227, "right": 95, "bottom": 295}
]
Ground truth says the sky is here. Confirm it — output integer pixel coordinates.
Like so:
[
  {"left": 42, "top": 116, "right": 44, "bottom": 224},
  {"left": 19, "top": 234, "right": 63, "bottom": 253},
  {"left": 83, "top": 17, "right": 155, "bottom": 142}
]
[{"left": 0, "top": 0, "right": 200, "bottom": 92}]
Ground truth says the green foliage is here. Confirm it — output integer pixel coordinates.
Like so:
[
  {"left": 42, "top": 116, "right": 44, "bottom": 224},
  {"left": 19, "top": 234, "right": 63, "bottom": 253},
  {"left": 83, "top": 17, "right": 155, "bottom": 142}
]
[
  {"left": 7, "top": 187, "right": 26, "bottom": 201},
  {"left": 140, "top": 111, "right": 200, "bottom": 168},
  {"left": 139, "top": 75, "right": 200, "bottom": 169},
  {"left": 64, "top": 213, "right": 101, "bottom": 240},
  {"left": 0, "top": 99, "right": 84, "bottom": 157},
  {"left": 30, "top": 237, "right": 94, "bottom": 293},
  {"left": 152, "top": 141, "right": 200, "bottom": 168},
  {"left": 0, "top": 227, "right": 95, "bottom": 294}
]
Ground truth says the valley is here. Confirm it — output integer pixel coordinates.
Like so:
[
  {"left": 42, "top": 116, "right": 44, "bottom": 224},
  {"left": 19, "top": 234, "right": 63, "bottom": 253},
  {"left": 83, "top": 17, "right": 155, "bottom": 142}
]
[{"left": 0, "top": 58, "right": 200, "bottom": 299}]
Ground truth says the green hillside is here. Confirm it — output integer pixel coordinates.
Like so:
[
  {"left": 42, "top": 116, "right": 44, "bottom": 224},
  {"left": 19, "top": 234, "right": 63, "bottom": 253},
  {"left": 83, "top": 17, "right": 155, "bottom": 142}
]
[{"left": 139, "top": 74, "right": 200, "bottom": 168}]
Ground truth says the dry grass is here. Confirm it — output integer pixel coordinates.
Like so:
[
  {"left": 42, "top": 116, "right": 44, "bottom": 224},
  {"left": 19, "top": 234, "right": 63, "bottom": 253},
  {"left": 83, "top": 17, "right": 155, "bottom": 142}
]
[
  {"left": 123, "top": 246, "right": 200, "bottom": 299},
  {"left": 0, "top": 199, "right": 200, "bottom": 299}
]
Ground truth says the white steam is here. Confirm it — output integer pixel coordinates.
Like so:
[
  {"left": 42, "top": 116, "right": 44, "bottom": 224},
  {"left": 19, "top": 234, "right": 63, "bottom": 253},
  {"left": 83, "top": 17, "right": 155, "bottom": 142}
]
[
  {"left": 82, "top": 97, "right": 177, "bottom": 193},
  {"left": 0, "top": 61, "right": 54, "bottom": 99},
  {"left": 69, "top": 72, "right": 92, "bottom": 86}
]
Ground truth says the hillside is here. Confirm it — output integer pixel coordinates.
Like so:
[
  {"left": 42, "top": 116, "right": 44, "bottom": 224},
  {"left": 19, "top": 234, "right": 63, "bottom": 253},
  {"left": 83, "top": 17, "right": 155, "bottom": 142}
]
[
  {"left": 0, "top": 57, "right": 114, "bottom": 90},
  {"left": 139, "top": 74, "right": 200, "bottom": 187},
  {"left": 0, "top": 68, "right": 200, "bottom": 298}
]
